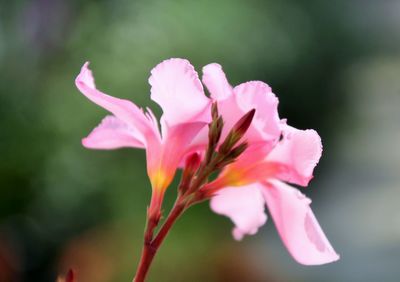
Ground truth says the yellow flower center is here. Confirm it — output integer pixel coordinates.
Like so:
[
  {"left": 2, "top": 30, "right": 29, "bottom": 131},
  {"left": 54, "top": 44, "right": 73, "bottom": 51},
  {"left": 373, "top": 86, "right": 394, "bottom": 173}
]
[{"left": 150, "top": 169, "right": 171, "bottom": 191}]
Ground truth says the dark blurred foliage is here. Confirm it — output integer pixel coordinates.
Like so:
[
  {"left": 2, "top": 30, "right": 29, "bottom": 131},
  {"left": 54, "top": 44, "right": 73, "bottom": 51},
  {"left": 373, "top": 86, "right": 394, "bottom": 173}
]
[{"left": 0, "top": 0, "right": 399, "bottom": 281}]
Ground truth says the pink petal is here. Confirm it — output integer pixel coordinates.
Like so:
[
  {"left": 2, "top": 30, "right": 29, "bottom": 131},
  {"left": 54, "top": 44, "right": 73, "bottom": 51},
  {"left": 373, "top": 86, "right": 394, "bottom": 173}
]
[
  {"left": 149, "top": 58, "right": 211, "bottom": 127},
  {"left": 181, "top": 126, "right": 209, "bottom": 158},
  {"left": 210, "top": 144, "right": 279, "bottom": 189},
  {"left": 266, "top": 126, "right": 322, "bottom": 186},
  {"left": 82, "top": 115, "right": 144, "bottom": 149},
  {"left": 262, "top": 180, "right": 339, "bottom": 265},
  {"left": 214, "top": 92, "right": 244, "bottom": 140},
  {"left": 76, "top": 62, "right": 160, "bottom": 147},
  {"left": 189, "top": 64, "right": 237, "bottom": 151},
  {"left": 194, "top": 72, "right": 281, "bottom": 153},
  {"left": 210, "top": 184, "right": 267, "bottom": 240},
  {"left": 233, "top": 81, "right": 281, "bottom": 143},
  {"left": 202, "top": 63, "right": 232, "bottom": 100},
  {"left": 227, "top": 143, "right": 274, "bottom": 171},
  {"left": 146, "top": 122, "right": 207, "bottom": 190}
]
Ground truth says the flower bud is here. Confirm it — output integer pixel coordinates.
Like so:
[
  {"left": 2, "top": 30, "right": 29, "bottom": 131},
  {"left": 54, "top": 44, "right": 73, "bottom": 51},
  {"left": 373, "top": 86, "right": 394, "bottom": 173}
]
[
  {"left": 206, "top": 103, "right": 224, "bottom": 163},
  {"left": 228, "top": 142, "right": 248, "bottom": 160},
  {"left": 179, "top": 153, "right": 201, "bottom": 194},
  {"left": 216, "top": 142, "right": 248, "bottom": 169},
  {"left": 211, "top": 102, "right": 219, "bottom": 120},
  {"left": 57, "top": 269, "right": 75, "bottom": 282},
  {"left": 184, "top": 153, "right": 201, "bottom": 175},
  {"left": 65, "top": 269, "right": 75, "bottom": 282},
  {"left": 219, "top": 109, "right": 255, "bottom": 154},
  {"left": 208, "top": 116, "right": 223, "bottom": 149}
]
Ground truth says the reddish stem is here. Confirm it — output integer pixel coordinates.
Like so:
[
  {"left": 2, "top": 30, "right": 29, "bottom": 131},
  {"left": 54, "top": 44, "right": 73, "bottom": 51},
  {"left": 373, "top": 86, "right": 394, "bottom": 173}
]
[
  {"left": 133, "top": 200, "right": 186, "bottom": 282},
  {"left": 133, "top": 241, "right": 156, "bottom": 282},
  {"left": 151, "top": 202, "right": 185, "bottom": 249}
]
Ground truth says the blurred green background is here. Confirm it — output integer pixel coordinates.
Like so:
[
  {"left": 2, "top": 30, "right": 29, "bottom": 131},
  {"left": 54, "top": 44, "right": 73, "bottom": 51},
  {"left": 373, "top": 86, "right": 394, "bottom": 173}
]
[{"left": 1, "top": 0, "right": 399, "bottom": 281}]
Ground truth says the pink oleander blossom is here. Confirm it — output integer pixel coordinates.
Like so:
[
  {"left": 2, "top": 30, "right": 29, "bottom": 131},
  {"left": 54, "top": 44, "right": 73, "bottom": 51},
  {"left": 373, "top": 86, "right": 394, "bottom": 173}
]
[
  {"left": 75, "top": 58, "right": 339, "bottom": 267},
  {"left": 200, "top": 63, "right": 339, "bottom": 265},
  {"left": 75, "top": 59, "right": 212, "bottom": 214}
]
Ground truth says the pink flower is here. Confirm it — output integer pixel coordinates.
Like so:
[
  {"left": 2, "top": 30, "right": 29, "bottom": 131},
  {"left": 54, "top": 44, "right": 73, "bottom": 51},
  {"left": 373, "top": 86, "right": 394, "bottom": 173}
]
[
  {"left": 200, "top": 64, "right": 339, "bottom": 265},
  {"left": 75, "top": 59, "right": 211, "bottom": 214},
  {"left": 75, "top": 58, "right": 339, "bottom": 266}
]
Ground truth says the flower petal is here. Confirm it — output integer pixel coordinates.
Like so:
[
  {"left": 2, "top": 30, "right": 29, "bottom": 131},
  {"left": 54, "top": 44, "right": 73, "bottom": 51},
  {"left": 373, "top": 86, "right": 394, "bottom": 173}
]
[
  {"left": 147, "top": 122, "right": 207, "bottom": 191},
  {"left": 82, "top": 115, "right": 144, "bottom": 149},
  {"left": 233, "top": 81, "right": 281, "bottom": 143},
  {"left": 191, "top": 71, "right": 281, "bottom": 155},
  {"left": 262, "top": 180, "right": 339, "bottom": 265},
  {"left": 266, "top": 126, "right": 322, "bottom": 186},
  {"left": 207, "top": 144, "right": 278, "bottom": 190},
  {"left": 202, "top": 63, "right": 232, "bottom": 100},
  {"left": 210, "top": 184, "right": 267, "bottom": 240},
  {"left": 76, "top": 62, "right": 159, "bottom": 147},
  {"left": 149, "top": 58, "right": 211, "bottom": 127}
]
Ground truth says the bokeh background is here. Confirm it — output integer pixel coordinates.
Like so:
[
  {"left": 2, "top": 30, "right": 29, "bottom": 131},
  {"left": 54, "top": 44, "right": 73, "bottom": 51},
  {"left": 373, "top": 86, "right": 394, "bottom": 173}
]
[{"left": 1, "top": 0, "right": 399, "bottom": 281}]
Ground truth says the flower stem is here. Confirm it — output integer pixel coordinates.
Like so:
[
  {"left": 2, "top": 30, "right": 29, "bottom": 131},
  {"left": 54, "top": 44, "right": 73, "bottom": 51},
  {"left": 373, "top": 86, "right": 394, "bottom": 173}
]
[
  {"left": 151, "top": 200, "right": 186, "bottom": 249},
  {"left": 133, "top": 215, "right": 158, "bottom": 282},
  {"left": 133, "top": 148, "right": 239, "bottom": 281},
  {"left": 133, "top": 198, "right": 187, "bottom": 282},
  {"left": 133, "top": 240, "right": 156, "bottom": 282}
]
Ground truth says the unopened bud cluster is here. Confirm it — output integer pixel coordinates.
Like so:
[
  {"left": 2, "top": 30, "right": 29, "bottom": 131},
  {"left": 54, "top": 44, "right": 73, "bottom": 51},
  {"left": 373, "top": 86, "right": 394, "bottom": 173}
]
[{"left": 178, "top": 104, "right": 255, "bottom": 201}]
